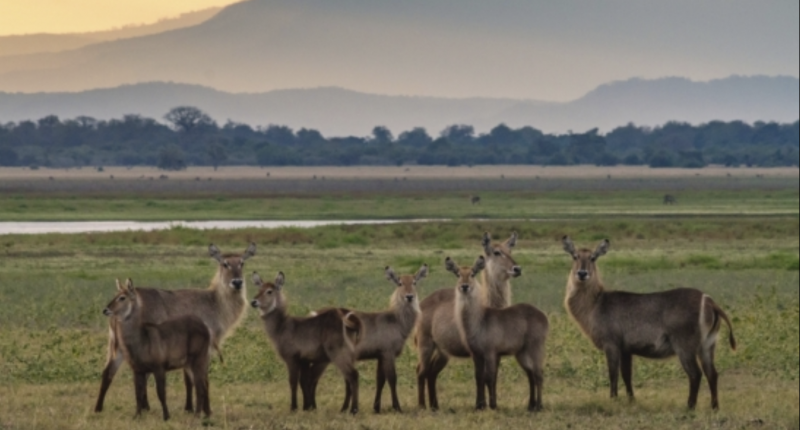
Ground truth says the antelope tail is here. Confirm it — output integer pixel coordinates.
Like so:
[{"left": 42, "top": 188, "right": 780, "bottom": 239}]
[
  {"left": 340, "top": 311, "right": 363, "bottom": 348},
  {"left": 714, "top": 304, "right": 737, "bottom": 351}
]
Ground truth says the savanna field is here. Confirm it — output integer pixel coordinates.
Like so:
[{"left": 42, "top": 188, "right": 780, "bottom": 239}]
[{"left": 0, "top": 167, "right": 797, "bottom": 430}]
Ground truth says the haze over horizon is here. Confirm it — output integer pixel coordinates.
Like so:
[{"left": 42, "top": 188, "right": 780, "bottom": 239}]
[{"left": 0, "top": 0, "right": 796, "bottom": 102}]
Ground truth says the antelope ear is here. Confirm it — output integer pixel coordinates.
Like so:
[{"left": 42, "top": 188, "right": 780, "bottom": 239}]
[
  {"left": 209, "top": 244, "right": 223, "bottom": 263},
  {"left": 385, "top": 266, "right": 401, "bottom": 286},
  {"left": 415, "top": 264, "right": 429, "bottom": 282},
  {"left": 251, "top": 271, "right": 263, "bottom": 286},
  {"left": 472, "top": 255, "right": 486, "bottom": 275},
  {"left": 242, "top": 242, "right": 257, "bottom": 261},
  {"left": 274, "top": 271, "right": 285, "bottom": 290},
  {"left": 562, "top": 236, "right": 577, "bottom": 258},
  {"left": 115, "top": 278, "right": 124, "bottom": 293},
  {"left": 482, "top": 232, "right": 492, "bottom": 255},
  {"left": 444, "top": 257, "right": 460, "bottom": 277},
  {"left": 505, "top": 231, "right": 518, "bottom": 249},
  {"left": 592, "top": 239, "right": 610, "bottom": 261},
  {"left": 125, "top": 278, "right": 135, "bottom": 293}
]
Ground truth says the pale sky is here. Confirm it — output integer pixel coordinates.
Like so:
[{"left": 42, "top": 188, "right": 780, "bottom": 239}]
[{"left": 0, "top": 0, "right": 242, "bottom": 35}]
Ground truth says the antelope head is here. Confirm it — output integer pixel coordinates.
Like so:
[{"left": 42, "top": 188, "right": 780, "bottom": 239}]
[
  {"left": 104, "top": 278, "right": 137, "bottom": 320},
  {"left": 482, "top": 231, "right": 522, "bottom": 280},
  {"left": 385, "top": 264, "right": 428, "bottom": 308},
  {"left": 250, "top": 271, "right": 285, "bottom": 316},
  {"left": 445, "top": 256, "right": 486, "bottom": 296},
  {"left": 563, "top": 236, "right": 610, "bottom": 284},
  {"left": 209, "top": 242, "right": 257, "bottom": 291}
]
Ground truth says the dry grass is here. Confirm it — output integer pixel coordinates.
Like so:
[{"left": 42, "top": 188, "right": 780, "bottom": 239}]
[{"left": 1, "top": 165, "right": 798, "bottom": 181}]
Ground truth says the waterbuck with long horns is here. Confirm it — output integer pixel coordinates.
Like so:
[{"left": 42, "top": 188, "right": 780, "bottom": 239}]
[
  {"left": 562, "top": 236, "right": 736, "bottom": 409},
  {"left": 326, "top": 264, "right": 427, "bottom": 414},
  {"left": 449, "top": 256, "right": 548, "bottom": 411},
  {"left": 415, "top": 232, "right": 521, "bottom": 410},
  {"left": 250, "top": 271, "right": 363, "bottom": 414},
  {"left": 104, "top": 278, "right": 221, "bottom": 420},
  {"left": 94, "top": 242, "right": 256, "bottom": 413}
]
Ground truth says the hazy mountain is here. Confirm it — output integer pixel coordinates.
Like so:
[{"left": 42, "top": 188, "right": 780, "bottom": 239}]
[
  {"left": 0, "top": 0, "right": 796, "bottom": 100},
  {"left": 0, "top": 8, "right": 222, "bottom": 58},
  {"left": 1, "top": 76, "right": 795, "bottom": 136}
]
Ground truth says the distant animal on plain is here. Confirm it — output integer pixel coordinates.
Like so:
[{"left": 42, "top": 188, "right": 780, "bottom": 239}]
[
  {"left": 663, "top": 194, "right": 677, "bottom": 205},
  {"left": 470, "top": 195, "right": 481, "bottom": 205}
]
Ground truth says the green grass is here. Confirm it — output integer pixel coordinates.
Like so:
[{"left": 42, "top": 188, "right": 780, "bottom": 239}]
[
  {"left": 0, "top": 220, "right": 798, "bottom": 429},
  {"left": 0, "top": 187, "right": 797, "bottom": 221}
]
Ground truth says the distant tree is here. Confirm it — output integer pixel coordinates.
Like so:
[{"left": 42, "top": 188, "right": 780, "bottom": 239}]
[
  {"left": 0, "top": 148, "right": 18, "bottom": 166},
  {"left": 296, "top": 128, "right": 326, "bottom": 145},
  {"left": 163, "top": 106, "right": 216, "bottom": 134},
  {"left": 207, "top": 143, "right": 228, "bottom": 170},
  {"left": 397, "top": 127, "right": 432, "bottom": 147},
  {"left": 263, "top": 125, "right": 296, "bottom": 146},
  {"left": 157, "top": 145, "right": 187, "bottom": 170},
  {"left": 622, "top": 153, "right": 643, "bottom": 165},
  {"left": 648, "top": 150, "right": 675, "bottom": 168},
  {"left": 440, "top": 124, "right": 475, "bottom": 144},
  {"left": 371, "top": 126, "right": 394, "bottom": 144}
]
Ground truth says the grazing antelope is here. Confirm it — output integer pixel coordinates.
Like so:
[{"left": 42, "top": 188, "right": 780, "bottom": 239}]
[
  {"left": 325, "top": 264, "right": 427, "bottom": 414},
  {"left": 95, "top": 242, "right": 256, "bottom": 413},
  {"left": 663, "top": 194, "right": 677, "bottom": 205},
  {"left": 562, "top": 236, "right": 736, "bottom": 409},
  {"left": 415, "top": 232, "right": 521, "bottom": 410},
  {"left": 470, "top": 195, "right": 481, "bottom": 205},
  {"left": 104, "top": 279, "right": 220, "bottom": 421},
  {"left": 450, "top": 256, "right": 548, "bottom": 411},
  {"left": 251, "top": 271, "right": 363, "bottom": 414}
]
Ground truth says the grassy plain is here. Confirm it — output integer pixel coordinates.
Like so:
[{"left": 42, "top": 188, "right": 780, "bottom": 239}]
[
  {"left": 0, "top": 167, "right": 797, "bottom": 429},
  {"left": 0, "top": 219, "right": 798, "bottom": 430}
]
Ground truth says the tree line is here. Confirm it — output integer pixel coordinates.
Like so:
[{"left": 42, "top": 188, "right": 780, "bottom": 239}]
[{"left": 0, "top": 106, "right": 797, "bottom": 169}]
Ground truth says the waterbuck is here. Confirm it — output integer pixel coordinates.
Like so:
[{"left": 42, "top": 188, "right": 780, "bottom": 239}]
[
  {"left": 104, "top": 279, "right": 220, "bottom": 420},
  {"left": 250, "top": 271, "right": 363, "bottom": 414},
  {"left": 95, "top": 242, "right": 256, "bottom": 413},
  {"left": 562, "top": 236, "right": 737, "bottom": 409},
  {"left": 450, "top": 256, "right": 548, "bottom": 411},
  {"left": 329, "top": 264, "right": 427, "bottom": 414},
  {"left": 415, "top": 232, "right": 521, "bottom": 410}
]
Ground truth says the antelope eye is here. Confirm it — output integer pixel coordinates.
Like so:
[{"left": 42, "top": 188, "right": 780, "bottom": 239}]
[
  {"left": 267, "top": 290, "right": 273, "bottom": 295},
  {"left": 119, "top": 297, "right": 126, "bottom": 301},
  {"left": 223, "top": 262, "right": 230, "bottom": 269},
  {"left": 493, "top": 251, "right": 501, "bottom": 257}
]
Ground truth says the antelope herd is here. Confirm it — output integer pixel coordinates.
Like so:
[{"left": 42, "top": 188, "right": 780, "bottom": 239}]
[{"left": 96, "top": 234, "right": 736, "bottom": 420}]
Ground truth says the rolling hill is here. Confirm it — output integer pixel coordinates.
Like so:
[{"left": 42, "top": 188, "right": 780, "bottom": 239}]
[{"left": 0, "top": 76, "right": 796, "bottom": 136}]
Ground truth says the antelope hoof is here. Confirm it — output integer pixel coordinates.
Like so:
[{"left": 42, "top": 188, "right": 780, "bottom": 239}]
[{"left": 350, "top": 407, "right": 359, "bottom": 415}]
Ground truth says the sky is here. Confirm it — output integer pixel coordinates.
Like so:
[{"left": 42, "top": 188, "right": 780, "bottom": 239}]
[
  {"left": 0, "top": 0, "right": 241, "bottom": 35},
  {"left": 0, "top": 0, "right": 797, "bottom": 101}
]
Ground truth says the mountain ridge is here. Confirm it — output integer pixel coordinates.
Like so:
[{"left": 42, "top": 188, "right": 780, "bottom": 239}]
[{"left": 1, "top": 76, "right": 796, "bottom": 136}]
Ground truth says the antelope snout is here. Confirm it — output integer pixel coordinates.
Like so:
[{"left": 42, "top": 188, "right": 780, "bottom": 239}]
[
  {"left": 577, "top": 270, "right": 589, "bottom": 281},
  {"left": 250, "top": 299, "right": 259, "bottom": 308},
  {"left": 405, "top": 294, "right": 415, "bottom": 303},
  {"left": 102, "top": 308, "right": 111, "bottom": 316},
  {"left": 460, "top": 284, "right": 470, "bottom": 293},
  {"left": 231, "top": 279, "right": 244, "bottom": 290},
  {"left": 512, "top": 266, "right": 522, "bottom": 277}
]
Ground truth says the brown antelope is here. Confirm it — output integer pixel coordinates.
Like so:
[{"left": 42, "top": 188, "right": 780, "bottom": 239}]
[
  {"left": 103, "top": 279, "right": 220, "bottom": 421},
  {"left": 95, "top": 242, "right": 256, "bottom": 413},
  {"left": 470, "top": 195, "right": 481, "bottom": 205},
  {"left": 449, "top": 256, "right": 548, "bottom": 411},
  {"left": 562, "top": 236, "right": 736, "bottom": 409},
  {"left": 323, "top": 264, "right": 427, "bottom": 414},
  {"left": 251, "top": 271, "right": 363, "bottom": 414},
  {"left": 415, "top": 232, "right": 521, "bottom": 410}
]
